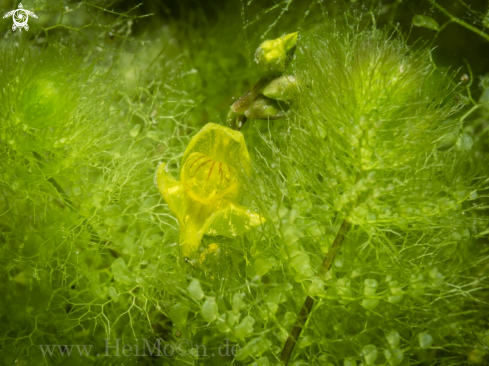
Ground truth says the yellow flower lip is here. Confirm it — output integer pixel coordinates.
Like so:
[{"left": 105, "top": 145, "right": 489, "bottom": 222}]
[
  {"left": 182, "top": 123, "right": 253, "bottom": 177},
  {"left": 156, "top": 123, "right": 265, "bottom": 257},
  {"left": 181, "top": 152, "right": 239, "bottom": 205}
]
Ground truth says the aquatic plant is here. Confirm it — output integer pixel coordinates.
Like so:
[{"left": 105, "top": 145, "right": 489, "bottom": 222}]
[{"left": 0, "top": 1, "right": 488, "bottom": 366}]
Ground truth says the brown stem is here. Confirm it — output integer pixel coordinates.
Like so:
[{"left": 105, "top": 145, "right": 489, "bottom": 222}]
[
  {"left": 229, "top": 76, "right": 272, "bottom": 131},
  {"left": 231, "top": 77, "right": 269, "bottom": 115},
  {"left": 280, "top": 219, "right": 351, "bottom": 364}
]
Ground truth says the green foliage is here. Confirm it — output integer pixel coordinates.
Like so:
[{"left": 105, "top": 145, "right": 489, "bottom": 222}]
[
  {"left": 0, "top": 39, "right": 183, "bottom": 365},
  {"left": 1, "top": 1, "right": 489, "bottom": 366},
  {"left": 269, "top": 23, "right": 488, "bottom": 364}
]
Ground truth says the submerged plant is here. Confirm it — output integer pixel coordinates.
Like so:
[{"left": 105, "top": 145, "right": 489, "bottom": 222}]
[
  {"left": 1, "top": 1, "right": 488, "bottom": 366},
  {"left": 266, "top": 23, "right": 489, "bottom": 364}
]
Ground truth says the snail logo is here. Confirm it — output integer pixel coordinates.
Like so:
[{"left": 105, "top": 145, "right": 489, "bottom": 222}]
[{"left": 3, "top": 3, "right": 37, "bottom": 32}]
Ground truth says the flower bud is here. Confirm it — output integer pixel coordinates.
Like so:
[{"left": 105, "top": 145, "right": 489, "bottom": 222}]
[
  {"left": 262, "top": 75, "right": 298, "bottom": 101},
  {"left": 255, "top": 32, "right": 298, "bottom": 75},
  {"left": 245, "top": 96, "right": 287, "bottom": 120}
]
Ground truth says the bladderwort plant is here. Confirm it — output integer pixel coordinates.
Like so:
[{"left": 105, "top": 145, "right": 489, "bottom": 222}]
[
  {"left": 148, "top": 19, "right": 489, "bottom": 365},
  {"left": 1, "top": 2, "right": 489, "bottom": 366},
  {"left": 270, "top": 22, "right": 484, "bottom": 363},
  {"left": 0, "top": 37, "right": 192, "bottom": 365},
  {"left": 220, "top": 20, "right": 489, "bottom": 365},
  {"left": 251, "top": 23, "right": 489, "bottom": 365}
]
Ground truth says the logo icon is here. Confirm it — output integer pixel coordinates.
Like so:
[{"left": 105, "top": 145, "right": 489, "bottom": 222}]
[{"left": 3, "top": 3, "right": 37, "bottom": 32}]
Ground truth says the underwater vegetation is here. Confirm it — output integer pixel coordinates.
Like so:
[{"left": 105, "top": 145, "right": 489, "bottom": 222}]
[{"left": 0, "top": 0, "right": 489, "bottom": 365}]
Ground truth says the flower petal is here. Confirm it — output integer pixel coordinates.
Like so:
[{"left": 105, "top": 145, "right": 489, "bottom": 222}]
[
  {"left": 181, "top": 152, "right": 240, "bottom": 204},
  {"left": 155, "top": 162, "right": 186, "bottom": 221},
  {"left": 182, "top": 123, "right": 253, "bottom": 177},
  {"left": 203, "top": 201, "right": 265, "bottom": 238}
]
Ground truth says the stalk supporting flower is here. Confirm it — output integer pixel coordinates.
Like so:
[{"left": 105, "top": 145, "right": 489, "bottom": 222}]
[
  {"left": 156, "top": 123, "right": 264, "bottom": 257},
  {"left": 280, "top": 219, "right": 352, "bottom": 364},
  {"left": 228, "top": 32, "right": 299, "bottom": 129}
]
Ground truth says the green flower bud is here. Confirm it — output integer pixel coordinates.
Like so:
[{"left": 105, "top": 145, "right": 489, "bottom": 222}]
[
  {"left": 245, "top": 96, "right": 287, "bottom": 120},
  {"left": 255, "top": 32, "right": 298, "bottom": 75},
  {"left": 262, "top": 75, "right": 298, "bottom": 101}
]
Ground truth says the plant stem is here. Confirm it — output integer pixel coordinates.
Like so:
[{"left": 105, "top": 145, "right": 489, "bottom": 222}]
[
  {"left": 32, "top": 151, "right": 77, "bottom": 212},
  {"left": 280, "top": 218, "right": 351, "bottom": 364},
  {"left": 428, "top": 0, "right": 489, "bottom": 42},
  {"left": 32, "top": 151, "right": 101, "bottom": 244}
]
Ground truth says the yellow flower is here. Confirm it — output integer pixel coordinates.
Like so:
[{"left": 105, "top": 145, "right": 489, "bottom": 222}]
[{"left": 156, "top": 123, "right": 265, "bottom": 256}]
